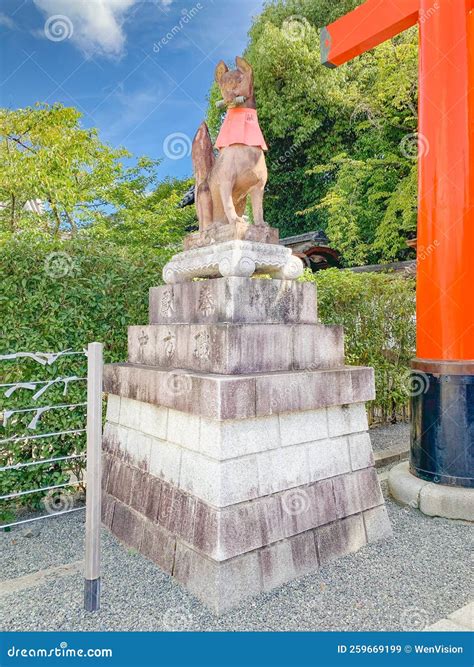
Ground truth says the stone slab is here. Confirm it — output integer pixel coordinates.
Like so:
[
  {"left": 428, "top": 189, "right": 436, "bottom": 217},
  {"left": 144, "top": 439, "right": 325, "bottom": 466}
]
[
  {"left": 448, "top": 602, "right": 474, "bottom": 630},
  {"left": 200, "top": 412, "right": 282, "bottom": 459},
  {"left": 327, "top": 404, "right": 369, "bottom": 437},
  {"left": 183, "top": 220, "right": 279, "bottom": 250},
  {"left": 362, "top": 505, "right": 393, "bottom": 542},
  {"left": 349, "top": 433, "right": 374, "bottom": 471},
  {"left": 179, "top": 447, "right": 260, "bottom": 506},
  {"left": 389, "top": 461, "right": 474, "bottom": 520},
  {"left": 106, "top": 397, "right": 371, "bottom": 461},
  {"left": 149, "top": 277, "right": 318, "bottom": 325},
  {"left": 279, "top": 408, "right": 328, "bottom": 447},
  {"left": 308, "top": 437, "right": 351, "bottom": 482},
  {"left": 388, "top": 461, "right": 428, "bottom": 509},
  {"left": 103, "top": 413, "right": 377, "bottom": 508},
  {"left": 256, "top": 368, "right": 375, "bottom": 417},
  {"left": 424, "top": 619, "right": 468, "bottom": 632},
  {"left": 315, "top": 514, "right": 367, "bottom": 566},
  {"left": 128, "top": 323, "right": 345, "bottom": 374},
  {"left": 172, "top": 541, "right": 262, "bottom": 614},
  {"left": 163, "top": 240, "right": 304, "bottom": 284},
  {"left": 103, "top": 449, "right": 384, "bottom": 561},
  {"left": 105, "top": 395, "right": 120, "bottom": 423},
  {"left": 103, "top": 364, "right": 376, "bottom": 420}
]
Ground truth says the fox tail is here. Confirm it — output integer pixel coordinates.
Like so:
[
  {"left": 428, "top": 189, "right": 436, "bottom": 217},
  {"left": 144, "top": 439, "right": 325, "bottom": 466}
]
[{"left": 192, "top": 122, "right": 215, "bottom": 229}]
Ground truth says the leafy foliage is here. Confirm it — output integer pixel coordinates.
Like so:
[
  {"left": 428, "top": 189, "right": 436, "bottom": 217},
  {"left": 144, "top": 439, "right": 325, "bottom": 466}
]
[
  {"left": 88, "top": 176, "right": 195, "bottom": 251},
  {"left": 0, "top": 237, "right": 417, "bottom": 520},
  {"left": 207, "top": 0, "right": 419, "bottom": 264},
  {"left": 0, "top": 1, "right": 422, "bottom": 519},
  {"left": 0, "top": 236, "right": 168, "bottom": 522},
  {"left": 303, "top": 268, "right": 416, "bottom": 423},
  {"left": 0, "top": 104, "right": 195, "bottom": 247}
]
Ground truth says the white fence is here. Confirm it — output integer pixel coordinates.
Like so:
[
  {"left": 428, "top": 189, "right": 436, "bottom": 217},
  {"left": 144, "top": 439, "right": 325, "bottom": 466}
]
[{"left": 0, "top": 343, "right": 103, "bottom": 611}]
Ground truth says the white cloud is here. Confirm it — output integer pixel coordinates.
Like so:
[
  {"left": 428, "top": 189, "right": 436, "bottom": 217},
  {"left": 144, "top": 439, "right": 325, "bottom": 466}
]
[
  {"left": 33, "top": 0, "right": 173, "bottom": 58},
  {"left": 0, "top": 13, "right": 15, "bottom": 29}
]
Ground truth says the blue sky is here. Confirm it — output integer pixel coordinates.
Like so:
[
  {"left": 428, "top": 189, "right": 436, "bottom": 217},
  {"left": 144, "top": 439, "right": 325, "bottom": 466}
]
[{"left": 0, "top": 0, "right": 265, "bottom": 181}]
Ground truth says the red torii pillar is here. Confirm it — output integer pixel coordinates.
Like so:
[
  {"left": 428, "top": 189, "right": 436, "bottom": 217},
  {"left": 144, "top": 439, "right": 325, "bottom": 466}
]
[{"left": 322, "top": 0, "right": 474, "bottom": 488}]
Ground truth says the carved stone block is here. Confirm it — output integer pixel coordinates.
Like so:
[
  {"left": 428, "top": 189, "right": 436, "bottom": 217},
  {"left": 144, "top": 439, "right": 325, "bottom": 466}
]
[
  {"left": 162, "top": 240, "right": 304, "bottom": 284},
  {"left": 127, "top": 323, "right": 344, "bottom": 374},
  {"left": 149, "top": 277, "right": 318, "bottom": 325}
]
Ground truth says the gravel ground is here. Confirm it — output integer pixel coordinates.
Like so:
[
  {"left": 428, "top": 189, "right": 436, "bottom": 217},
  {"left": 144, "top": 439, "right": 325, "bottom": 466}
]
[
  {"left": 370, "top": 423, "right": 410, "bottom": 453},
  {"left": 1, "top": 486, "right": 471, "bottom": 632}
]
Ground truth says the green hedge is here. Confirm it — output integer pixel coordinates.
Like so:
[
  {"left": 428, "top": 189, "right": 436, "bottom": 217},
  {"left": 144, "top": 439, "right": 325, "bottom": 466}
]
[
  {"left": 303, "top": 268, "right": 416, "bottom": 424},
  {"left": 1, "top": 239, "right": 416, "bottom": 521},
  {"left": 0, "top": 236, "right": 169, "bottom": 523}
]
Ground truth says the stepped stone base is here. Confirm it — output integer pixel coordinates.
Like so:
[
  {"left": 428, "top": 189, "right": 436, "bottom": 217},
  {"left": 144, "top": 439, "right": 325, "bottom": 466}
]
[
  {"left": 103, "top": 365, "right": 375, "bottom": 420},
  {"left": 102, "top": 395, "right": 391, "bottom": 612},
  {"left": 102, "top": 273, "right": 391, "bottom": 612},
  {"left": 103, "top": 488, "right": 388, "bottom": 614}
]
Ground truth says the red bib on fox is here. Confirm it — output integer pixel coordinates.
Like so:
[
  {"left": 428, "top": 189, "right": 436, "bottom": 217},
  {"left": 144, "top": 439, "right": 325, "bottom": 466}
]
[{"left": 215, "top": 108, "right": 268, "bottom": 151}]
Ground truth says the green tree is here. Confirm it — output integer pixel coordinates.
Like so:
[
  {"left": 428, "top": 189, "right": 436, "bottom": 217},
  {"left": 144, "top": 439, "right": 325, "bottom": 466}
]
[
  {"left": 207, "top": 0, "right": 419, "bottom": 265},
  {"left": 0, "top": 104, "right": 195, "bottom": 248},
  {"left": 89, "top": 175, "right": 195, "bottom": 251}
]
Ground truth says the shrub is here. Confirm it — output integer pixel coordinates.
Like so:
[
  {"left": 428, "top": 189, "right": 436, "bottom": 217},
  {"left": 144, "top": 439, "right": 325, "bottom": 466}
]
[
  {"left": 1, "top": 239, "right": 416, "bottom": 522},
  {"left": 302, "top": 268, "right": 416, "bottom": 424},
  {"left": 0, "top": 235, "right": 168, "bottom": 523}
]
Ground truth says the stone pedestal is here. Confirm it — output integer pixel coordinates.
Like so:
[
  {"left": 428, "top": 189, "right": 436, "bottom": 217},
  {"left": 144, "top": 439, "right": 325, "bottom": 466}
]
[
  {"left": 163, "top": 239, "right": 304, "bottom": 284},
  {"left": 102, "top": 242, "right": 391, "bottom": 613}
]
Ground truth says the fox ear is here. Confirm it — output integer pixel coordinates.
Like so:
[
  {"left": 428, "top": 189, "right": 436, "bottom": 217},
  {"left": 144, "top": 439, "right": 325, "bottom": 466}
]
[
  {"left": 235, "top": 56, "right": 252, "bottom": 75},
  {"left": 215, "top": 60, "right": 229, "bottom": 83}
]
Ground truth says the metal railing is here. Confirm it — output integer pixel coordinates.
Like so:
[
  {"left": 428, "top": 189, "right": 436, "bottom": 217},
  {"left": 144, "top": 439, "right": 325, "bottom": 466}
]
[{"left": 0, "top": 343, "right": 103, "bottom": 611}]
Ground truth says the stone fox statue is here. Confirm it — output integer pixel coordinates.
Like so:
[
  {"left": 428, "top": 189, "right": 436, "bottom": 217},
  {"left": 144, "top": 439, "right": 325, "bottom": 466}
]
[{"left": 192, "top": 56, "right": 268, "bottom": 232}]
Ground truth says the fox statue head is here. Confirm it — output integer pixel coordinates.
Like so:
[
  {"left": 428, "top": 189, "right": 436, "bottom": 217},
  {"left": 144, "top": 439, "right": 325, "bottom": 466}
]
[{"left": 215, "top": 56, "right": 256, "bottom": 109}]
